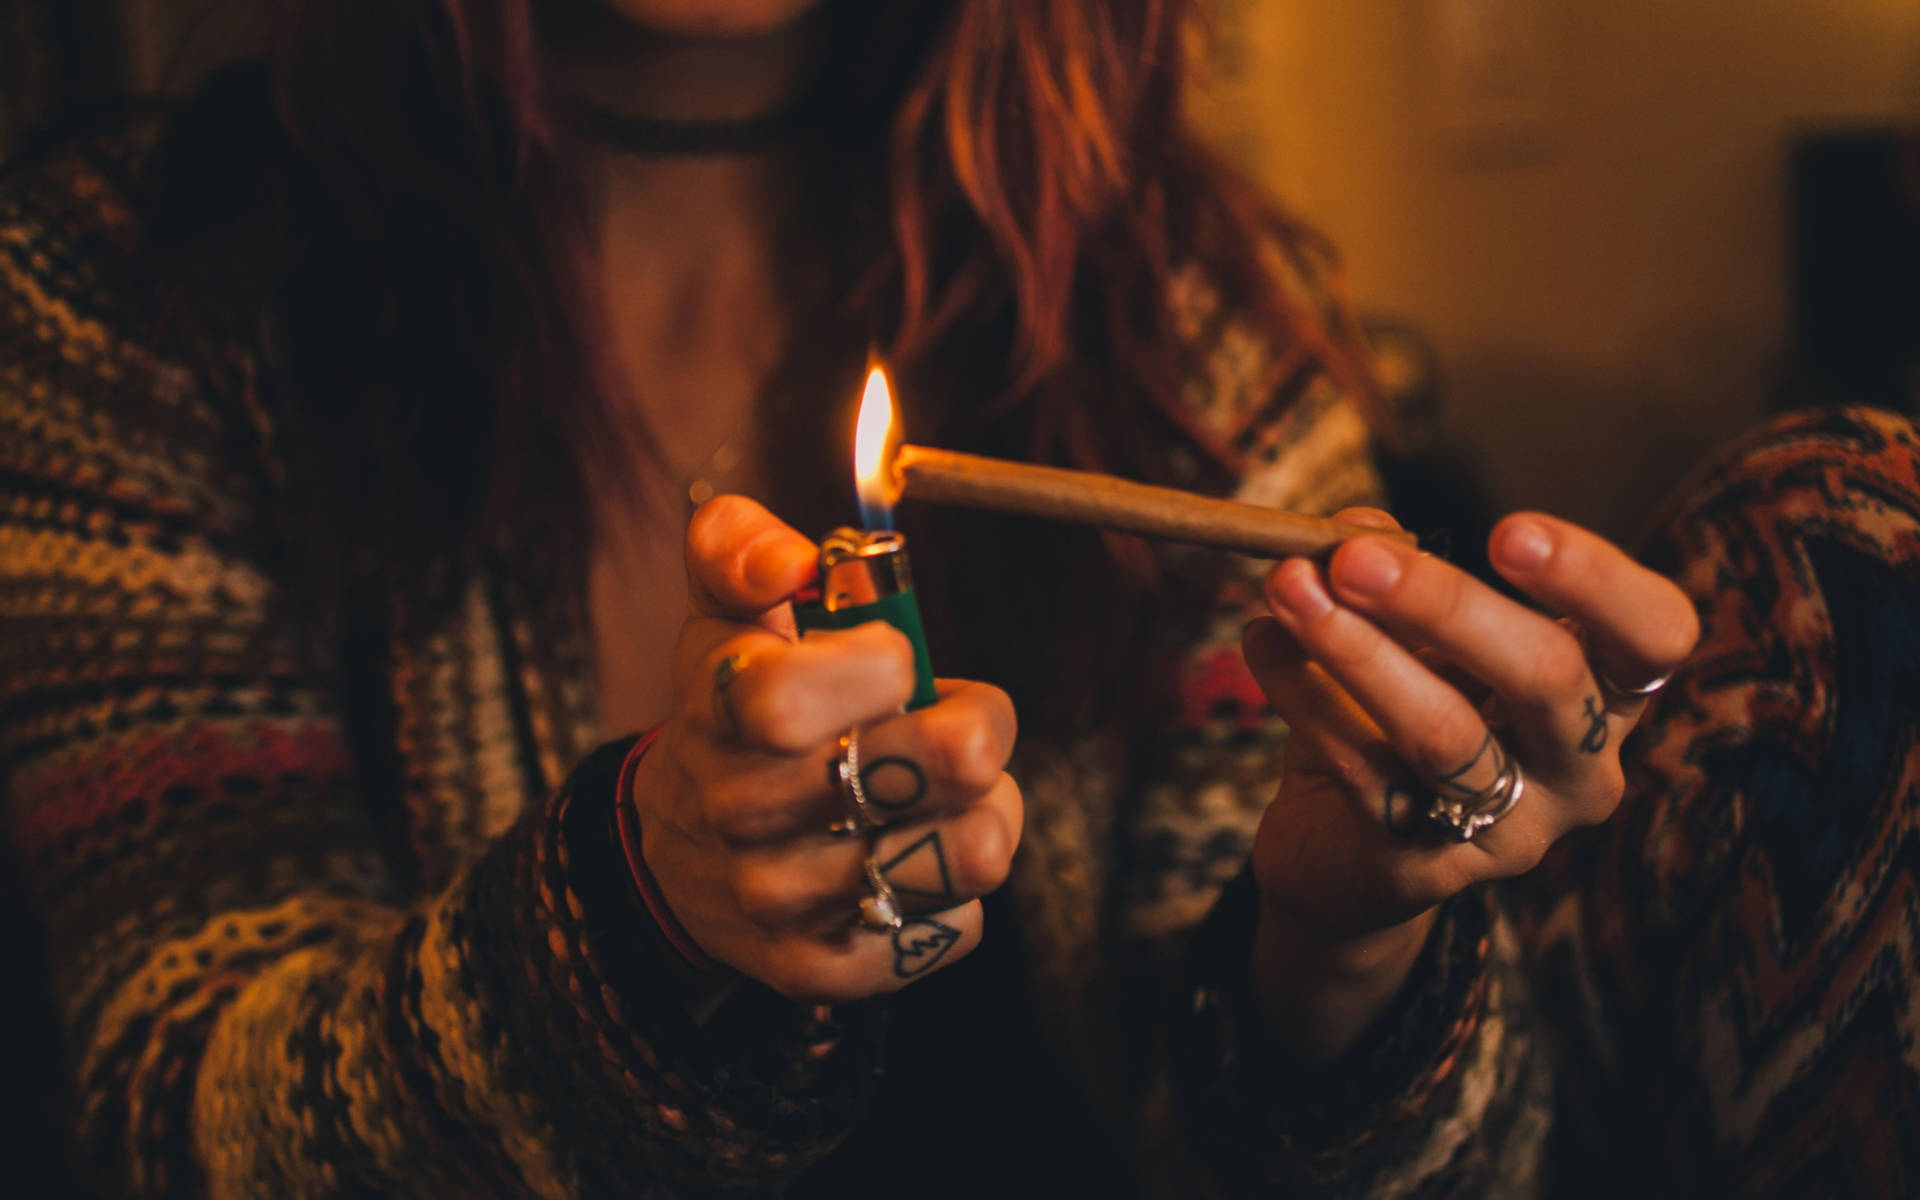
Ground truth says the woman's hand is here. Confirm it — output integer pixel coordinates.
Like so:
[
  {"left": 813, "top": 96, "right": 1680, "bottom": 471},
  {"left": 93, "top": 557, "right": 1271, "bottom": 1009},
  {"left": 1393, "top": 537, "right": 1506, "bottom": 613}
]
[
  {"left": 1242, "top": 508, "right": 1698, "bottom": 1061},
  {"left": 628, "top": 496, "right": 1022, "bottom": 1004}
]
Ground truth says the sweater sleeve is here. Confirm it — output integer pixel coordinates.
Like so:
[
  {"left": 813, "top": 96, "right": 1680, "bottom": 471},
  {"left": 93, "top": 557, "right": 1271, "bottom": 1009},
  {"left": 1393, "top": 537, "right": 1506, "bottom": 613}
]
[
  {"left": 0, "top": 142, "right": 878, "bottom": 1198},
  {"left": 1507, "top": 405, "right": 1920, "bottom": 1197},
  {"left": 1123, "top": 270, "right": 1553, "bottom": 1195}
]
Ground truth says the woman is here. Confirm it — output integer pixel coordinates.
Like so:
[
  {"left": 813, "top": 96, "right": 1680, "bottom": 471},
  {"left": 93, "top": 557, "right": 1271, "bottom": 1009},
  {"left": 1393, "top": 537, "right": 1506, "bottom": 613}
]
[{"left": 0, "top": 0, "right": 1721, "bottom": 1194}]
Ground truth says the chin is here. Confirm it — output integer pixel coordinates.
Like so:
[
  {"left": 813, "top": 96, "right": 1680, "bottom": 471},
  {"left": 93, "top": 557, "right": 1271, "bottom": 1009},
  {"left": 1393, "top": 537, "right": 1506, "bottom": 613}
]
[{"left": 600, "top": 0, "right": 827, "bottom": 37}]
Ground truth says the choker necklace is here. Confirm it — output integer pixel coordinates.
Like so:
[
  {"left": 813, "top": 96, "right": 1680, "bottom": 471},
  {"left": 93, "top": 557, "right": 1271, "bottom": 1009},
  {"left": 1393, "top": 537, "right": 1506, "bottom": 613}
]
[{"left": 566, "top": 94, "right": 816, "bottom": 157}]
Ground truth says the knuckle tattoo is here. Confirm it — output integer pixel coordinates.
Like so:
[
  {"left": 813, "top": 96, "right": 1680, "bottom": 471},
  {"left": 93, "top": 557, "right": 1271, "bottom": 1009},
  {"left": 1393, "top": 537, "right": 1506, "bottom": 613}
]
[
  {"left": 710, "top": 651, "right": 746, "bottom": 737},
  {"left": 876, "top": 828, "right": 959, "bottom": 909},
  {"left": 861, "top": 755, "right": 929, "bottom": 814},
  {"left": 1578, "top": 694, "right": 1609, "bottom": 755},
  {"left": 889, "top": 917, "right": 962, "bottom": 980},
  {"left": 712, "top": 650, "right": 746, "bottom": 695}
]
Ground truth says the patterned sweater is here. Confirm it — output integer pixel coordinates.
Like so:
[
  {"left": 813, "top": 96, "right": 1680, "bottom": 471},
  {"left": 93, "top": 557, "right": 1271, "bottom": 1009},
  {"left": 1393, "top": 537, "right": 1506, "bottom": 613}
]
[{"left": 8, "top": 128, "right": 1916, "bottom": 1197}]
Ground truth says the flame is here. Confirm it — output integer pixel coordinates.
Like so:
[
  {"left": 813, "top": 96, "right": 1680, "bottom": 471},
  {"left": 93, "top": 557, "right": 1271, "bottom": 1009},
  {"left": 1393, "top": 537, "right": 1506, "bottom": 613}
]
[{"left": 854, "top": 362, "right": 901, "bottom": 529}]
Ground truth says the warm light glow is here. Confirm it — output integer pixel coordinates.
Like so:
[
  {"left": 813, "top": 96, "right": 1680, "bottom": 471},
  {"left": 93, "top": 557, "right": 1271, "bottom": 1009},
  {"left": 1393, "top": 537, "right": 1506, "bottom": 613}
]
[{"left": 854, "top": 363, "right": 901, "bottom": 529}]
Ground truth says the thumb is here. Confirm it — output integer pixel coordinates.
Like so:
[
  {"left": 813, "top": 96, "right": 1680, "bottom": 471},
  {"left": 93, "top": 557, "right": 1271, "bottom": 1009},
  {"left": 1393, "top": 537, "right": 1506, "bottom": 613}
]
[{"left": 684, "top": 495, "right": 817, "bottom": 628}]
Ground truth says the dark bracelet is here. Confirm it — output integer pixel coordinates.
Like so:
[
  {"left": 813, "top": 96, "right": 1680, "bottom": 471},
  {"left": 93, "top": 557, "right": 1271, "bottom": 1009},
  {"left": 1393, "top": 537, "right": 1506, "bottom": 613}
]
[{"left": 610, "top": 726, "right": 727, "bottom": 976}]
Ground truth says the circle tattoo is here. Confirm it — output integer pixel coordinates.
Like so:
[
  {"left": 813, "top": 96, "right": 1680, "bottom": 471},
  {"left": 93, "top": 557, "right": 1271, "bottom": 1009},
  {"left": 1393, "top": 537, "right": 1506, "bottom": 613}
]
[{"left": 861, "top": 756, "right": 929, "bottom": 813}]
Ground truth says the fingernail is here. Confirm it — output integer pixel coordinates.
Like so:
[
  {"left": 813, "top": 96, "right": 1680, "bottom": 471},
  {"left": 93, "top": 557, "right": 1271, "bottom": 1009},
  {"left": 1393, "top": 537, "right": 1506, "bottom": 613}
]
[
  {"left": 1270, "top": 560, "right": 1334, "bottom": 621},
  {"left": 1499, "top": 519, "right": 1553, "bottom": 571},
  {"left": 1332, "top": 538, "right": 1401, "bottom": 597}
]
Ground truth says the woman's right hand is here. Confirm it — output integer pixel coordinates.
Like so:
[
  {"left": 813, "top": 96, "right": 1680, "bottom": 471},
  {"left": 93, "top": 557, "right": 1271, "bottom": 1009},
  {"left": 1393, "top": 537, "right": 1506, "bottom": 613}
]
[{"left": 628, "top": 495, "right": 1023, "bottom": 1003}]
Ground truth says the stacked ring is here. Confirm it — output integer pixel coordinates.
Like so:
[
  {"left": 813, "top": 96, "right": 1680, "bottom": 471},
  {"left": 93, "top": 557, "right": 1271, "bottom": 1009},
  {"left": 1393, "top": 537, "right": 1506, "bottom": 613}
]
[
  {"left": 857, "top": 850, "right": 905, "bottom": 932},
  {"left": 1425, "top": 757, "right": 1526, "bottom": 843},
  {"left": 824, "top": 724, "right": 906, "bottom": 932},
  {"left": 826, "top": 728, "right": 882, "bottom": 838}
]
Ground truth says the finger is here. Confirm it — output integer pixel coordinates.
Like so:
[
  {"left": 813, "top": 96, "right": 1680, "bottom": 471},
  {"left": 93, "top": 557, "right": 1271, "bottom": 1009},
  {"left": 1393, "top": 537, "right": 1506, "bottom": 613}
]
[
  {"left": 1251, "top": 611, "right": 1562, "bottom": 875},
  {"left": 1250, "top": 607, "right": 1481, "bottom": 707},
  {"left": 851, "top": 679, "right": 1017, "bottom": 817},
  {"left": 1413, "top": 645, "right": 1491, "bottom": 706},
  {"left": 1247, "top": 622, "right": 1399, "bottom": 805},
  {"left": 696, "top": 622, "right": 917, "bottom": 754},
  {"left": 684, "top": 494, "right": 819, "bottom": 626},
  {"left": 1263, "top": 557, "right": 1499, "bottom": 793},
  {"left": 1318, "top": 537, "right": 1606, "bottom": 770},
  {"left": 862, "top": 776, "right": 1023, "bottom": 913},
  {"left": 1331, "top": 506, "right": 1404, "bottom": 532},
  {"left": 692, "top": 679, "right": 1018, "bottom": 843},
  {"left": 729, "top": 772, "right": 1022, "bottom": 935},
  {"left": 1488, "top": 514, "right": 1700, "bottom": 712}
]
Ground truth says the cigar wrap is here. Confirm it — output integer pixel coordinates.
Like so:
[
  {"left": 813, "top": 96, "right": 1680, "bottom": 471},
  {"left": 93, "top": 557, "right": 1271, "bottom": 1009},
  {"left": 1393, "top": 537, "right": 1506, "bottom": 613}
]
[
  {"left": 793, "top": 528, "right": 939, "bottom": 711},
  {"left": 891, "top": 443, "right": 1418, "bottom": 560}
]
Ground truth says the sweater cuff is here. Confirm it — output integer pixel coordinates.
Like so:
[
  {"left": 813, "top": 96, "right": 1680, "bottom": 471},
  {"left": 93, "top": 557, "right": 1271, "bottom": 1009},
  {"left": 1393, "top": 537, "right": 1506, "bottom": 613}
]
[
  {"left": 610, "top": 726, "right": 728, "bottom": 979},
  {"left": 1175, "top": 866, "right": 1493, "bottom": 1188},
  {"left": 527, "top": 736, "right": 886, "bottom": 1187}
]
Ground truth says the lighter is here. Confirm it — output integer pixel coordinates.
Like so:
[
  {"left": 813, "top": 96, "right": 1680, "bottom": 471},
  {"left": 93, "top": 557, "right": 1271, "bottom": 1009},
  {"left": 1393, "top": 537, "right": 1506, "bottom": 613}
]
[{"left": 793, "top": 527, "right": 938, "bottom": 710}]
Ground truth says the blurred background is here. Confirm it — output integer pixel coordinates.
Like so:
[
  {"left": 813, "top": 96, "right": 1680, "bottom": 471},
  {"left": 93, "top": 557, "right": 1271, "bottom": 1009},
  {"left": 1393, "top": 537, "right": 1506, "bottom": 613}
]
[{"left": 1191, "top": 0, "right": 1920, "bottom": 542}]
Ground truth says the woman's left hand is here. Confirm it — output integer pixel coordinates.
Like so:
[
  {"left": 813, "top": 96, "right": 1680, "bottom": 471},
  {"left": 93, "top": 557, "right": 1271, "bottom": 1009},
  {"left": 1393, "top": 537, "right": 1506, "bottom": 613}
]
[{"left": 1241, "top": 508, "right": 1698, "bottom": 1061}]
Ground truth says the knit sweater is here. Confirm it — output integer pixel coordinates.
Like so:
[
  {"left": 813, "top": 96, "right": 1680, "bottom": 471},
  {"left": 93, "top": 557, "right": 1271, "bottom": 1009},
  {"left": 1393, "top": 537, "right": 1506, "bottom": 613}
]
[{"left": 8, "top": 125, "right": 1916, "bottom": 1198}]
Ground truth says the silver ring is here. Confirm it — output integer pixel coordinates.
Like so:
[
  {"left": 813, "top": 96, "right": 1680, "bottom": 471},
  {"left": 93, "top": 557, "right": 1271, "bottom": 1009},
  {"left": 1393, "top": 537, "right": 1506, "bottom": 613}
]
[
  {"left": 1427, "top": 757, "right": 1525, "bottom": 842},
  {"left": 1592, "top": 661, "right": 1674, "bottom": 701},
  {"left": 826, "top": 727, "right": 881, "bottom": 838},
  {"left": 857, "top": 847, "right": 904, "bottom": 931},
  {"left": 1566, "top": 619, "right": 1675, "bottom": 702}
]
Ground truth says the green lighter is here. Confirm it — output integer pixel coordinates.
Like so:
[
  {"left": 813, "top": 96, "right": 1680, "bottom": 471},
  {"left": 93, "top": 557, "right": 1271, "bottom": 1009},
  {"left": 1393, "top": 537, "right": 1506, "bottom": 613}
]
[{"left": 792, "top": 527, "right": 938, "bottom": 711}]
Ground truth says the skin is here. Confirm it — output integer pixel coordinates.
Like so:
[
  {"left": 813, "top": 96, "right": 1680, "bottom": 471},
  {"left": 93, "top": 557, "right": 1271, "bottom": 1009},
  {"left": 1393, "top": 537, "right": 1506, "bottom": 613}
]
[
  {"left": 628, "top": 496, "right": 1022, "bottom": 1002},
  {"left": 563, "top": 1, "right": 1701, "bottom": 1048},
  {"left": 569, "top": 4, "right": 826, "bottom": 733},
  {"left": 596, "top": 0, "right": 824, "bottom": 40},
  {"left": 1246, "top": 507, "right": 1697, "bottom": 1060}
]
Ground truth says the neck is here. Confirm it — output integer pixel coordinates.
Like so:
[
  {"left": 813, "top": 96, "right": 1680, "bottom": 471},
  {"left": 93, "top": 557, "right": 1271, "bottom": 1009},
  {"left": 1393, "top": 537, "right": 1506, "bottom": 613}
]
[
  {"left": 551, "top": 4, "right": 825, "bottom": 331},
  {"left": 553, "top": 19, "right": 832, "bottom": 514}
]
